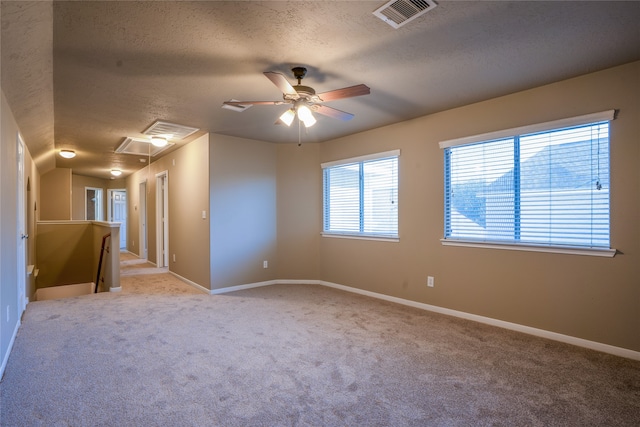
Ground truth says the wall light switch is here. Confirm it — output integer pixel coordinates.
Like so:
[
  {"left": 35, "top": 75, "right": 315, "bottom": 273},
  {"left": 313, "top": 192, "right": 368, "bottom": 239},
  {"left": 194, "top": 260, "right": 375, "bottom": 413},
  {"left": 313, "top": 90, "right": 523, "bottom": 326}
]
[{"left": 202, "top": 210, "right": 207, "bottom": 219}]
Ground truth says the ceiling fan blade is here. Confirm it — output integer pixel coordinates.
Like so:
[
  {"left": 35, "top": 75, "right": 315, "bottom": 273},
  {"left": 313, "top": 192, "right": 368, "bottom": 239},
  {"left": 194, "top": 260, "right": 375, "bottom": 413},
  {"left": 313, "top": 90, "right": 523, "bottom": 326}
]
[
  {"left": 223, "top": 100, "right": 286, "bottom": 106},
  {"left": 264, "top": 71, "right": 297, "bottom": 96},
  {"left": 317, "top": 84, "right": 370, "bottom": 102},
  {"left": 313, "top": 104, "right": 354, "bottom": 121}
]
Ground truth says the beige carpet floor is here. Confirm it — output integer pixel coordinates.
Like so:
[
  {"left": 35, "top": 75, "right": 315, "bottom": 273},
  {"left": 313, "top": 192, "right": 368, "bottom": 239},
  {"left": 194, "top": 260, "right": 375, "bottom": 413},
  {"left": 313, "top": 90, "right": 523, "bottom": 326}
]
[{"left": 1, "top": 269, "right": 638, "bottom": 426}]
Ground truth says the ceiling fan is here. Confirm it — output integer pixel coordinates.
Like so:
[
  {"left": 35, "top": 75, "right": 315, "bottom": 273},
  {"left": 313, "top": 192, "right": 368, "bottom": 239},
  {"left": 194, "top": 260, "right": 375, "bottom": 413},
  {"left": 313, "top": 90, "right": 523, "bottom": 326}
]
[{"left": 222, "top": 67, "right": 370, "bottom": 128}]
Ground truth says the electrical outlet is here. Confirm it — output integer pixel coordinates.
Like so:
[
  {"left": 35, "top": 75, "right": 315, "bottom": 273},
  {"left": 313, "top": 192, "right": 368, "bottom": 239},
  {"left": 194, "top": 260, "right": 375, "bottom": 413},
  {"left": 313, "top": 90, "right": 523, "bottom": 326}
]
[
  {"left": 427, "top": 276, "right": 434, "bottom": 287},
  {"left": 173, "top": 254, "right": 176, "bottom": 262},
  {"left": 263, "top": 260, "right": 268, "bottom": 269}
]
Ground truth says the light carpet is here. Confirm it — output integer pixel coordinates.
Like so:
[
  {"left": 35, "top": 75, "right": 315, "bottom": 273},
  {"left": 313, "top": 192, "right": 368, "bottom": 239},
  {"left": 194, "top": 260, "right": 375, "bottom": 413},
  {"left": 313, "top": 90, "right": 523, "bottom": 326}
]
[{"left": 1, "top": 274, "right": 638, "bottom": 426}]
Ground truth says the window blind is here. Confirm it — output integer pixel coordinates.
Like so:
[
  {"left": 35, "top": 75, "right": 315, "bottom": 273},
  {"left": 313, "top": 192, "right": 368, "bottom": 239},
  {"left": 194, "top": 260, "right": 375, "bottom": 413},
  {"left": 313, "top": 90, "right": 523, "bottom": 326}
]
[
  {"left": 323, "top": 151, "right": 399, "bottom": 239},
  {"left": 444, "top": 118, "right": 611, "bottom": 249}
]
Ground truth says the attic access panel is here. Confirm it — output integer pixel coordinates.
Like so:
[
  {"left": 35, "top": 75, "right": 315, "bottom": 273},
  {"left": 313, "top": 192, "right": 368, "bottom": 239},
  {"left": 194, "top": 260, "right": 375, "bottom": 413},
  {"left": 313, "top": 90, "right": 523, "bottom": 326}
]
[
  {"left": 373, "top": 0, "right": 438, "bottom": 29},
  {"left": 115, "top": 137, "right": 174, "bottom": 157},
  {"left": 142, "top": 120, "right": 199, "bottom": 140}
]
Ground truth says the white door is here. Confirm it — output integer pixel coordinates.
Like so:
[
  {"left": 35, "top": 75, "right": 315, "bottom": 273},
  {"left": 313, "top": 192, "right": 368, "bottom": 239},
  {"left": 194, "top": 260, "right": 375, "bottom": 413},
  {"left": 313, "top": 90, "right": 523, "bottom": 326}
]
[
  {"left": 109, "top": 190, "right": 127, "bottom": 249},
  {"left": 156, "top": 171, "right": 169, "bottom": 268},
  {"left": 17, "top": 134, "right": 27, "bottom": 313},
  {"left": 139, "top": 181, "right": 148, "bottom": 260}
]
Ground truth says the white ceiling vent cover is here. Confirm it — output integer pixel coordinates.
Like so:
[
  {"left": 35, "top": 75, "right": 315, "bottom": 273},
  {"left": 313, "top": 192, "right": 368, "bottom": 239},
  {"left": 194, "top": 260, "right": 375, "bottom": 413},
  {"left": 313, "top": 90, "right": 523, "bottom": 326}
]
[
  {"left": 115, "top": 137, "right": 174, "bottom": 157},
  {"left": 142, "top": 120, "right": 199, "bottom": 140},
  {"left": 373, "top": 0, "right": 437, "bottom": 29}
]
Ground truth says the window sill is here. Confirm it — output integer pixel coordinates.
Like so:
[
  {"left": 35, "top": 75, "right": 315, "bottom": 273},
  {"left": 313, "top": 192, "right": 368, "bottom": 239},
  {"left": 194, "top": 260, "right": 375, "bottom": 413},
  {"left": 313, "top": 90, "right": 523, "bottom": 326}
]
[
  {"left": 440, "top": 239, "right": 616, "bottom": 257},
  {"left": 322, "top": 233, "right": 399, "bottom": 243}
]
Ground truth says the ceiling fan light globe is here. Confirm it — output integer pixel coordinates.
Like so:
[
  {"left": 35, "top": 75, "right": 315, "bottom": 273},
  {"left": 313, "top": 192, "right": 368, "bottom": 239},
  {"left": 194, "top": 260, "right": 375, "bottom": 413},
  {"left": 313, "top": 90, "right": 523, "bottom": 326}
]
[
  {"left": 279, "top": 109, "right": 295, "bottom": 127},
  {"left": 302, "top": 115, "right": 317, "bottom": 128},
  {"left": 297, "top": 104, "right": 312, "bottom": 121},
  {"left": 111, "top": 169, "right": 122, "bottom": 176}
]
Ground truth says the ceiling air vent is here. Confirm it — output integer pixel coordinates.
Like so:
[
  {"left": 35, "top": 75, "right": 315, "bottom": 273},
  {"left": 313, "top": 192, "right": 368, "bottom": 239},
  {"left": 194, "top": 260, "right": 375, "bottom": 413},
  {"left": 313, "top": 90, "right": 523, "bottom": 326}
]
[
  {"left": 115, "top": 137, "right": 174, "bottom": 157},
  {"left": 142, "top": 120, "right": 199, "bottom": 140},
  {"left": 373, "top": 0, "right": 437, "bottom": 29}
]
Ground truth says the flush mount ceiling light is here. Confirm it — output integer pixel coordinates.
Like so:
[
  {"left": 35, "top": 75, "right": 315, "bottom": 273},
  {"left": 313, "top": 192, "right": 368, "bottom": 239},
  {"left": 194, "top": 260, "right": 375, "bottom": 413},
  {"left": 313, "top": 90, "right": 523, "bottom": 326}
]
[
  {"left": 150, "top": 136, "right": 168, "bottom": 147},
  {"left": 59, "top": 149, "right": 76, "bottom": 159},
  {"left": 111, "top": 169, "right": 122, "bottom": 176}
]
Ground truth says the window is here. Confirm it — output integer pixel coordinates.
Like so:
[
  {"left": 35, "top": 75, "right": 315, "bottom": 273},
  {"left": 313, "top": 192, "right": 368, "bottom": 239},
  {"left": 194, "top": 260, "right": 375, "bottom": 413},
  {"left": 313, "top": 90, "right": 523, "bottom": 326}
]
[
  {"left": 322, "top": 150, "right": 399, "bottom": 240},
  {"left": 440, "top": 110, "right": 616, "bottom": 256}
]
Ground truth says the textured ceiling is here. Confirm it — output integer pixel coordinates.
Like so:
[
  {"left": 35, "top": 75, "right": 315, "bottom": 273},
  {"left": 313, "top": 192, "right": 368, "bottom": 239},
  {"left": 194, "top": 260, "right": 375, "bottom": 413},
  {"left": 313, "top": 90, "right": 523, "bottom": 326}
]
[{"left": 2, "top": 1, "right": 639, "bottom": 179}]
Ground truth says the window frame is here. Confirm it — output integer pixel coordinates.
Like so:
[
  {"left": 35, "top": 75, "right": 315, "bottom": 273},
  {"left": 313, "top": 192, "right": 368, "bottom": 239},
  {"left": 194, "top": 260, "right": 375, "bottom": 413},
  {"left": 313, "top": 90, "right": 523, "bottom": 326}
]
[
  {"left": 321, "top": 150, "right": 400, "bottom": 242},
  {"left": 439, "top": 110, "right": 616, "bottom": 257}
]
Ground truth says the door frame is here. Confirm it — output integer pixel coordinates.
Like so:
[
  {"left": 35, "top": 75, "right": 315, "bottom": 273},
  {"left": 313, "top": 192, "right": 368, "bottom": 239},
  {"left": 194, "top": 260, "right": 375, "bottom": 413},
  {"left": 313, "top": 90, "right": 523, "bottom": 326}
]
[
  {"left": 139, "top": 181, "right": 148, "bottom": 260},
  {"left": 155, "top": 171, "right": 169, "bottom": 268},
  {"left": 107, "top": 189, "right": 127, "bottom": 249},
  {"left": 17, "top": 133, "right": 27, "bottom": 313},
  {"left": 85, "top": 187, "right": 104, "bottom": 220}
]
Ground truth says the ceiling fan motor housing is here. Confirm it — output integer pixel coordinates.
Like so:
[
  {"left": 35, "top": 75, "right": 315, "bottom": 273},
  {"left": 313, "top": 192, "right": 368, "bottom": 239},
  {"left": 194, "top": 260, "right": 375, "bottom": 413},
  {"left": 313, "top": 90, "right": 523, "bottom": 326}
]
[{"left": 292, "top": 66, "right": 307, "bottom": 81}]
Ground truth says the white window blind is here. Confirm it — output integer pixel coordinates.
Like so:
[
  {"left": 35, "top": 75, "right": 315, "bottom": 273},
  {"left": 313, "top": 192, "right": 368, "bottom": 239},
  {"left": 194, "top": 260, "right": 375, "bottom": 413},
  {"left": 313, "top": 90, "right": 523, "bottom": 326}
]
[
  {"left": 322, "top": 150, "right": 399, "bottom": 239},
  {"left": 443, "top": 114, "right": 613, "bottom": 251}
]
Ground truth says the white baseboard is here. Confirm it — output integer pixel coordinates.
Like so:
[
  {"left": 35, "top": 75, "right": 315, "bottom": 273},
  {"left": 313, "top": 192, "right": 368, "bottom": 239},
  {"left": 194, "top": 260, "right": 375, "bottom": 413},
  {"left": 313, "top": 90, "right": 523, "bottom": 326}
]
[
  {"left": 208, "top": 278, "right": 640, "bottom": 361},
  {"left": 0, "top": 318, "right": 21, "bottom": 380},
  {"left": 169, "top": 271, "right": 212, "bottom": 294},
  {"left": 109, "top": 286, "right": 122, "bottom": 293},
  {"left": 209, "top": 280, "right": 278, "bottom": 295},
  {"left": 318, "top": 280, "right": 640, "bottom": 361}
]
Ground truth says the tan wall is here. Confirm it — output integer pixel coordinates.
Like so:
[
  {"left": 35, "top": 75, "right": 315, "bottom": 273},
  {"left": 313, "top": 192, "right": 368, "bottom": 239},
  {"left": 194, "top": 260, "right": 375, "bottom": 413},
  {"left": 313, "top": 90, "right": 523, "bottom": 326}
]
[
  {"left": 35, "top": 222, "right": 94, "bottom": 288},
  {"left": 126, "top": 134, "right": 210, "bottom": 288},
  {"left": 40, "top": 168, "right": 71, "bottom": 220},
  {"left": 209, "top": 134, "right": 278, "bottom": 289},
  {"left": 164, "top": 134, "right": 210, "bottom": 287},
  {"left": 300, "top": 61, "right": 639, "bottom": 352},
  {"left": 276, "top": 143, "right": 322, "bottom": 280},
  {"left": 36, "top": 221, "right": 120, "bottom": 291}
]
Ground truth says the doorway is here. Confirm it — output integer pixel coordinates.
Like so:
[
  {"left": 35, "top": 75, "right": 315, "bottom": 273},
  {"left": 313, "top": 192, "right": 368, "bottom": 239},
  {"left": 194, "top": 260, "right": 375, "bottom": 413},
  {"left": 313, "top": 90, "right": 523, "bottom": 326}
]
[
  {"left": 85, "top": 187, "right": 104, "bottom": 220},
  {"left": 155, "top": 171, "right": 169, "bottom": 268},
  {"left": 17, "top": 133, "right": 27, "bottom": 313},
  {"left": 139, "top": 181, "right": 148, "bottom": 260},
  {"left": 108, "top": 189, "right": 127, "bottom": 249}
]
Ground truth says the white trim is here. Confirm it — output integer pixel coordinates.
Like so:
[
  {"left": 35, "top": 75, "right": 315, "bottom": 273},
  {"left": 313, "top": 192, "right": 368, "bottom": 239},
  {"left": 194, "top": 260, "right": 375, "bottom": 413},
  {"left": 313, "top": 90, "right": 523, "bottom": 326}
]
[
  {"left": 209, "top": 280, "right": 278, "bottom": 295},
  {"left": 440, "top": 239, "right": 617, "bottom": 257},
  {"left": 321, "top": 232, "right": 399, "bottom": 242},
  {"left": 109, "top": 286, "right": 122, "bottom": 293},
  {"left": 155, "top": 171, "right": 169, "bottom": 268},
  {"left": 206, "top": 278, "right": 639, "bottom": 361},
  {"left": 169, "top": 271, "right": 210, "bottom": 294},
  {"left": 0, "top": 318, "right": 20, "bottom": 379},
  {"left": 321, "top": 149, "right": 400, "bottom": 169},
  {"left": 438, "top": 110, "right": 616, "bottom": 149}
]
